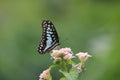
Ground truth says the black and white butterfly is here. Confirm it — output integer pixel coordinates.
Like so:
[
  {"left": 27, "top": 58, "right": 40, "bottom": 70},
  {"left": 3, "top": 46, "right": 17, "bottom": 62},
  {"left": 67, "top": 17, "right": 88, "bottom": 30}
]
[{"left": 38, "top": 20, "right": 60, "bottom": 54}]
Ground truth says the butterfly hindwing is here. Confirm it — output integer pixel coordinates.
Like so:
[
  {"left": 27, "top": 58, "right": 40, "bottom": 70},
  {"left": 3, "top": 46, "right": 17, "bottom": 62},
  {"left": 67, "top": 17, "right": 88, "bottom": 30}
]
[{"left": 38, "top": 20, "right": 60, "bottom": 54}]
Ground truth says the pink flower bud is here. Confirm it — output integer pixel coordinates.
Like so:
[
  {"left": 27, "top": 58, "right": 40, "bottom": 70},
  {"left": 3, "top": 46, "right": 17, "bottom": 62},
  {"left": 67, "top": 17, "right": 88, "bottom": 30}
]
[
  {"left": 72, "top": 64, "right": 82, "bottom": 73},
  {"left": 39, "top": 68, "right": 52, "bottom": 80},
  {"left": 77, "top": 64, "right": 82, "bottom": 73},
  {"left": 76, "top": 52, "right": 91, "bottom": 62}
]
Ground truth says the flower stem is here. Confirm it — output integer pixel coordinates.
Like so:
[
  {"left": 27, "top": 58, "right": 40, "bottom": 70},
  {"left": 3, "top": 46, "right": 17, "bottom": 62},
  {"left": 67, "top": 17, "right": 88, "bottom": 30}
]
[{"left": 60, "top": 58, "right": 68, "bottom": 72}]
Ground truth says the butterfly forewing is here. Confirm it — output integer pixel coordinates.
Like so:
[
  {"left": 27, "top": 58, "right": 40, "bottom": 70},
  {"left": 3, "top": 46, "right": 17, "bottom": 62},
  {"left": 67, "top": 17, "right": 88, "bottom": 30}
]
[{"left": 38, "top": 20, "right": 60, "bottom": 54}]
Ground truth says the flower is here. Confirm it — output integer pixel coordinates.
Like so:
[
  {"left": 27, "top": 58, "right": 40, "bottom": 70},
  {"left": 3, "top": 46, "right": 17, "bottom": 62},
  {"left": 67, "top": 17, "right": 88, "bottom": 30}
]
[
  {"left": 39, "top": 68, "right": 52, "bottom": 80},
  {"left": 63, "top": 53, "right": 74, "bottom": 60},
  {"left": 77, "top": 64, "right": 82, "bottom": 73},
  {"left": 72, "top": 64, "right": 82, "bottom": 73},
  {"left": 76, "top": 52, "right": 92, "bottom": 62},
  {"left": 60, "top": 48, "right": 72, "bottom": 54},
  {"left": 51, "top": 48, "right": 74, "bottom": 60},
  {"left": 51, "top": 50, "right": 64, "bottom": 60}
]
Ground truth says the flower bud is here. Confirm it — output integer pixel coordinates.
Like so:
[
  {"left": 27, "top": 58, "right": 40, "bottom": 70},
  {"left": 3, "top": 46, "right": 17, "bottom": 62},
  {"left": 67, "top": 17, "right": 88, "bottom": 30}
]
[
  {"left": 39, "top": 68, "right": 52, "bottom": 80},
  {"left": 76, "top": 52, "right": 91, "bottom": 63}
]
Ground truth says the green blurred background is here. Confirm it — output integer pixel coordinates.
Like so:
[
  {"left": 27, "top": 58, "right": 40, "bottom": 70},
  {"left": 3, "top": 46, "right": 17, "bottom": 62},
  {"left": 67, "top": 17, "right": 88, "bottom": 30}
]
[{"left": 0, "top": 0, "right": 120, "bottom": 80}]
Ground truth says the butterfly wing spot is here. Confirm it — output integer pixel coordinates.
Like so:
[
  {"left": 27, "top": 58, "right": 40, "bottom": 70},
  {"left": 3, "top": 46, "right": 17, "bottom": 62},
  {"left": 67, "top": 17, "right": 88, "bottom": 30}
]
[
  {"left": 43, "top": 27, "right": 46, "bottom": 30},
  {"left": 43, "top": 21, "right": 46, "bottom": 24},
  {"left": 47, "top": 24, "right": 50, "bottom": 27},
  {"left": 39, "top": 47, "right": 42, "bottom": 49},
  {"left": 47, "top": 34, "right": 51, "bottom": 37},
  {"left": 43, "top": 25, "right": 46, "bottom": 27},
  {"left": 47, "top": 27, "right": 52, "bottom": 32},
  {"left": 41, "top": 39, "right": 44, "bottom": 41},
  {"left": 40, "top": 44, "right": 43, "bottom": 47},
  {"left": 49, "top": 32, "right": 53, "bottom": 34},
  {"left": 52, "top": 35, "right": 54, "bottom": 37},
  {"left": 47, "top": 27, "right": 50, "bottom": 29}
]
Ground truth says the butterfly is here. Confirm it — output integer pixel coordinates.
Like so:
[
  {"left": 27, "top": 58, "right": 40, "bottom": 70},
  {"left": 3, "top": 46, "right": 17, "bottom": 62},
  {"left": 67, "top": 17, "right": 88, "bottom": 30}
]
[{"left": 38, "top": 20, "right": 60, "bottom": 54}]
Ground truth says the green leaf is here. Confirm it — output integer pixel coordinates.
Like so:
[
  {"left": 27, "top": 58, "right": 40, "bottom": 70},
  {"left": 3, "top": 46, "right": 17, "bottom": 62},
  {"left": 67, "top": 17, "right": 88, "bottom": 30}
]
[
  {"left": 49, "top": 64, "right": 59, "bottom": 69},
  {"left": 59, "top": 67, "right": 79, "bottom": 80},
  {"left": 60, "top": 77, "right": 67, "bottom": 80},
  {"left": 67, "top": 59, "right": 75, "bottom": 65}
]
